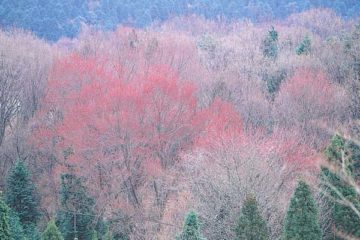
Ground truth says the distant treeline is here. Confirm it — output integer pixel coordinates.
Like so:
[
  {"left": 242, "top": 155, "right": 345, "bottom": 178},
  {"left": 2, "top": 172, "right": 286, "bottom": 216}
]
[{"left": 0, "top": 0, "right": 359, "bottom": 41}]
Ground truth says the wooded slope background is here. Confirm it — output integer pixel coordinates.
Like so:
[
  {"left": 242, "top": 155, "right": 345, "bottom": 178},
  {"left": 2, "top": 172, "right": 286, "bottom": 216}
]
[{"left": 0, "top": 1, "right": 359, "bottom": 240}]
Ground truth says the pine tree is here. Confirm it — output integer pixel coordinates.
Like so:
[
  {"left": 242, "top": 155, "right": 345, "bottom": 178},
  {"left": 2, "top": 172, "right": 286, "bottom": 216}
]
[
  {"left": 5, "top": 160, "right": 40, "bottom": 238},
  {"left": 325, "top": 134, "right": 345, "bottom": 164},
  {"left": 104, "top": 227, "right": 113, "bottom": 240},
  {"left": 320, "top": 167, "right": 360, "bottom": 238},
  {"left": 264, "top": 70, "right": 287, "bottom": 97},
  {"left": 262, "top": 26, "right": 279, "bottom": 59},
  {"left": 235, "top": 195, "right": 269, "bottom": 240},
  {"left": 321, "top": 134, "right": 360, "bottom": 238},
  {"left": 347, "top": 140, "right": 360, "bottom": 180},
  {"left": 0, "top": 196, "right": 11, "bottom": 240},
  {"left": 42, "top": 220, "right": 64, "bottom": 240},
  {"left": 9, "top": 209, "right": 26, "bottom": 240},
  {"left": 283, "top": 180, "right": 322, "bottom": 240},
  {"left": 296, "top": 36, "right": 311, "bottom": 55},
  {"left": 91, "top": 230, "right": 98, "bottom": 240},
  {"left": 176, "top": 211, "right": 205, "bottom": 240},
  {"left": 325, "top": 134, "right": 360, "bottom": 180},
  {"left": 56, "top": 173, "right": 95, "bottom": 240},
  {"left": 25, "top": 227, "right": 41, "bottom": 240}
]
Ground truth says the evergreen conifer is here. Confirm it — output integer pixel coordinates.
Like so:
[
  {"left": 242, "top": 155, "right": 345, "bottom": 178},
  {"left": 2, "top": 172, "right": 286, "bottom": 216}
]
[
  {"left": 283, "top": 180, "right": 321, "bottom": 240},
  {"left": 56, "top": 173, "right": 95, "bottom": 240},
  {"left": 176, "top": 211, "right": 204, "bottom": 240},
  {"left": 235, "top": 195, "right": 268, "bottom": 240},
  {"left": 42, "top": 220, "right": 64, "bottom": 240},
  {"left": 0, "top": 196, "right": 11, "bottom": 240}
]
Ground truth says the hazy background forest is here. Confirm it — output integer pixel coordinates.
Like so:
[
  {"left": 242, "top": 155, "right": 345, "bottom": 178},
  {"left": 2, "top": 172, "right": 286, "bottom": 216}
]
[{"left": 0, "top": 0, "right": 359, "bottom": 240}]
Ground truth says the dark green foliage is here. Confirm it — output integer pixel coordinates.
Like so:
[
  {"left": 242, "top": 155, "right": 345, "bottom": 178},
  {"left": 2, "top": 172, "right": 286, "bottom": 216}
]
[
  {"left": 0, "top": 196, "right": 11, "bottom": 240},
  {"left": 24, "top": 225, "right": 41, "bottom": 240},
  {"left": 235, "top": 195, "right": 268, "bottom": 240},
  {"left": 104, "top": 227, "right": 113, "bottom": 240},
  {"left": 321, "top": 135, "right": 360, "bottom": 238},
  {"left": 347, "top": 140, "right": 360, "bottom": 180},
  {"left": 325, "top": 134, "right": 360, "bottom": 180},
  {"left": 320, "top": 167, "right": 360, "bottom": 238},
  {"left": 296, "top": 36, "right": 311, "bottom": 55},
  {"left": 345, "top": 141, "right": 360, "bottom": 181},
  {"left": 262, "top": 26, "right": 278, "bottom": 59},
  {"left": 42, "top": 220, "right": 64, "bottom": 240},
  {"left": 176, "top": 211, "right": 204, "bottom": 240},
  {"left": 263, "top": 70, "right": 287, "bottom": 98},
  {"left": 56, "top": 173, "right": 96, "bottom": 240},
  {"left": 91, "top": 230, "right": 98, "bottom": 240},
  {"left": 283, "top": 180, "right": 322, "bottom": 240},
  {"left": 269, "top": 27, "right": 278, "bottom": 42},
  {"left": 9, "top": 210, "right": 26, "bottom": 240},
  {"left": 325, "top": 134, "right": 346, "bottom": 164},
  {"left": 5, "top": 160, "right": 40, "bottom": 227}
]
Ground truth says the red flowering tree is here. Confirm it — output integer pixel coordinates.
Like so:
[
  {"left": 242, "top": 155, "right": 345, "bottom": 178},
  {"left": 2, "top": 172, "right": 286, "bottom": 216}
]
[{"left": 31, "top": 52, "right": 245, "bottom": 237}]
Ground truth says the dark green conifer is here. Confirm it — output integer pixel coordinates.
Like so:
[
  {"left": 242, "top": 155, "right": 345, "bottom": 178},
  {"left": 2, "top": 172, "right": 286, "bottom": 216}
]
[
  {"left": 176, "top": 211, "right": 204, "bottom": 240},
  {"left": 104, "top": 227, "right": 113, "bottom": 240},
  {"left": 0, "top": 196, "right": 11, "bottom": 240},
  {"left": 91, "top": 230, "right": 98, "bottom": 240},
  {"left": 9, "top": 210, "right": 26, "bottom": 240},
  {"left": 5, "top": 160, "right": 40, "bottom": 239},
  {"left": 325, "top": 134, "right": 346, "bottom": 164},
  {"left": 283, "top": 180, "right": 321, "bottom": 240},
  {"left": 325, "top": 134, "right": 360, "bottom": 180},
  {"left": 42, "top": 220, "right": 64, "bottom": 240},
  {"left": 262, "top": 26, "right": 279, "bottom": 59},
  {"left": 56, "top": 173, "right": 95, "bottom": 240},
  {"left": 235, "top": 195, "right": 268, "bottom": 240},
  {"left": 320, "top": 167, "right": 360, "bottom": 238},
  {"left": 321, "top": 134, "right": 360, "bottom": 238},
  {"left": 5, "top": 160, "right": 40, "bottom": 226},
  {"left": 296, "top": 35, "right": 311, "bottom": 55}
]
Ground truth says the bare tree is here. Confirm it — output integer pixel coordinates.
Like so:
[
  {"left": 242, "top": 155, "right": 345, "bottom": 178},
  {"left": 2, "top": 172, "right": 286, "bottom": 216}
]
[
  {"left": 0, "top": 51, "right": 22, "bottom": 147},
  {"left": 0, "top": 30, "right": 51, "bottom": 147},
  {"left": 182, "top": 136, "right": 306, "bottom": 240}
]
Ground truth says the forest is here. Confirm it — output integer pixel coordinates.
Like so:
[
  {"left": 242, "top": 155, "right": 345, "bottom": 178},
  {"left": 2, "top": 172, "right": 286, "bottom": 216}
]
[
  {"left": 0, "top": 1, "right": 359, "bottom": 240},
  {"left": 1, "top": 0, "right": 360, "bottom": 40}
]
